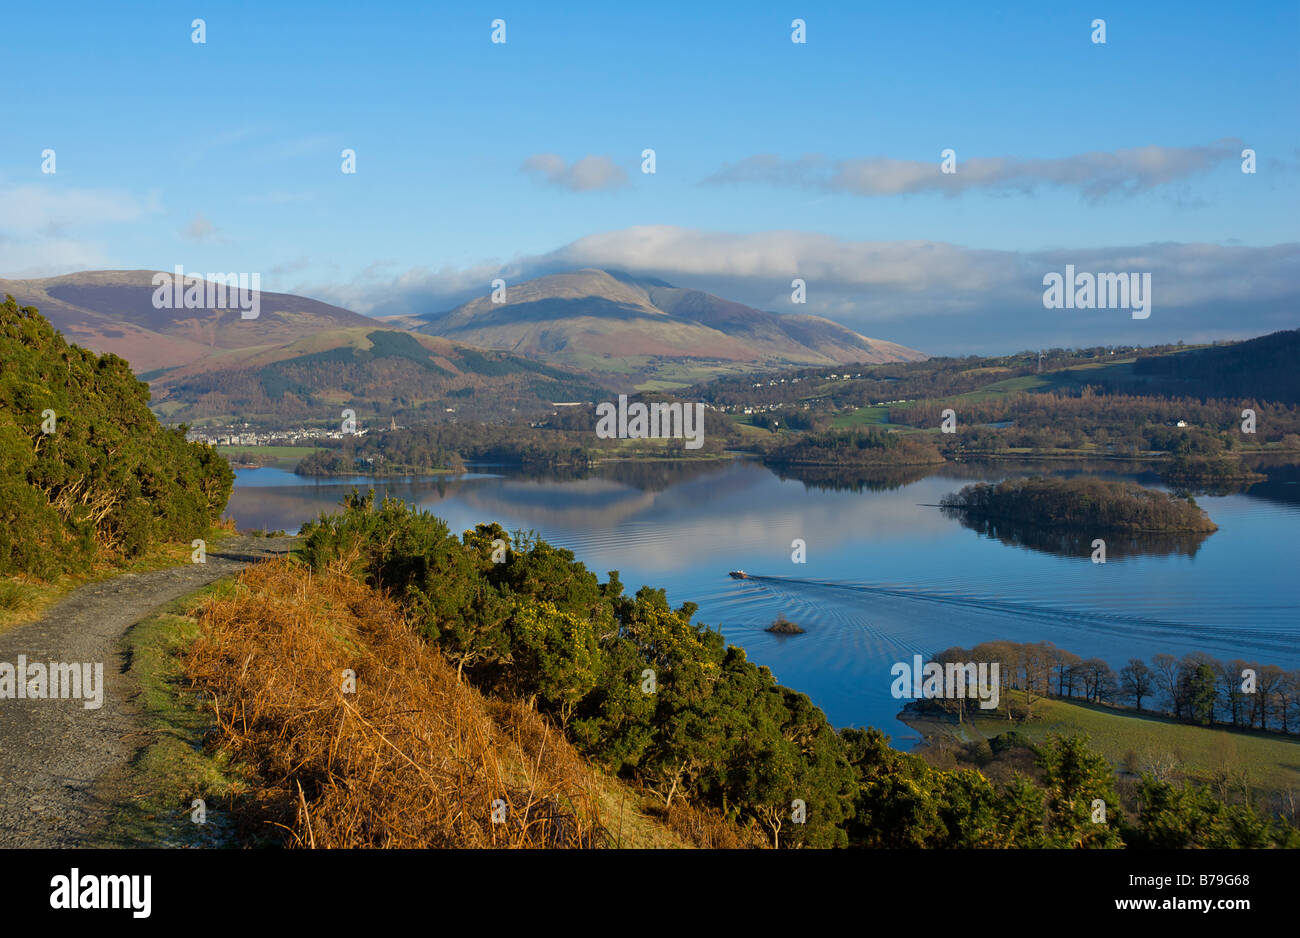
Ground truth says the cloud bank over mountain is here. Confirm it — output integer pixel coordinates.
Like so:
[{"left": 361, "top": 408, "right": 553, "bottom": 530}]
[{"left": 301, "top": 226, "right": 1299, "bottom": 355}]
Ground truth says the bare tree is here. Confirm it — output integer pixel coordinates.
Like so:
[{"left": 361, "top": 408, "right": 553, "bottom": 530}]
[
  {"left": 1256, "top": 665, "right": 1285, "bottom": 731},
  {"left": 1217, "top": 658, "right": 1250, "bottom": 727},
  {"left": 1278, "top": 671, "right": 1300, "bottom": 735},
  {"left": 933, "top": 646, "right": 975, "bottom": 724},
  {"left": 1019, "top": 642, "right": 1053, "bottom": 711},
  {"left": 1050, "top": 646, "right": 1083, "bottom": 698},
  {"left": 973, "top": 640, "right": 1017, "bottom": 720},
  {"left": 1151, "top": 653, "right": 1179, "bottom": 717},
  {"left": 1078, "top": 658, "right": 1115, "bottom": 703},
  {"left": 1119, "top": 658, "right": 1155, "bottom": 711}
]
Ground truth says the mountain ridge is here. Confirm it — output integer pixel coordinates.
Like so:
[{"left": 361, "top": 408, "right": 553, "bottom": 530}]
[
  {"left": 381, "top": 268, "right": 926, "bottom": 380},
  {"left": 0, "top": 270, "right": 376, "bottom": 373}
]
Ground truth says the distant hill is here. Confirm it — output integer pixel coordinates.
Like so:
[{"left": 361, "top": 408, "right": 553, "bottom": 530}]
[
  {"left": 0, "top": 270, "right": 375, "bottom": 374},
  {"left": 1131, "top": 329, "right": 1300, "bottom": 404},
  {"left": 147, "top": 326, "right": 606, "bottom": 425},
  {"left": 383, "top": 268, "right": 926, "bottom": 384},
  {"left": 2, "top": 267, "right": 924, "bottom": 420},
  {"left": 0, "top": 271, "right": 607, "bottom": 425}
]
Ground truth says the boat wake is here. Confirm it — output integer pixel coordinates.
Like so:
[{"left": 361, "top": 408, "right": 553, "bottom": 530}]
[{"left": 727, "top": 574, "right": 1298, "bottom": 662}]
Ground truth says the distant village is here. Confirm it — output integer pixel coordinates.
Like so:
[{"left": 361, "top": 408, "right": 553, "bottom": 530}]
[
  {"left": 715, "top": 371, "right": 914, "bottom": 417},
  {"left": 186, "top": 423, "right": 385, "bottom": 447}
]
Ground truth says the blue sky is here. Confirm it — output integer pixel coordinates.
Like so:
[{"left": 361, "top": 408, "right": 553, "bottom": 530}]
[{"left": 2, "top": 0, "right": 1297, "bottom": 354}]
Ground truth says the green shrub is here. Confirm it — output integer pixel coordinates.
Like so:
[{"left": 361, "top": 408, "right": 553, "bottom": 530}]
[{"left": 0, "top": 295, "right": 233, "bottom": 577}]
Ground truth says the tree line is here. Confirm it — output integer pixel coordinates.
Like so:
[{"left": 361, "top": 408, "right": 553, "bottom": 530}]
[
  {"left": 761, "top": 427, "right": 944, "bottom": 468},
  {"left": 921, "top": 639, "right": 1300, "bottom": 736},
  {"left": 894, "top": 389, "right": 1300, "bottom": 455},
  {"left": 295, "top": 407, "right": 742, "bottom": 476}
]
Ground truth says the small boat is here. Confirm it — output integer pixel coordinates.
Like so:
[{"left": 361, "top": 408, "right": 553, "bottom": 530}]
[{"left": 729, "top": 570, "right": 749, "bottom": 579}]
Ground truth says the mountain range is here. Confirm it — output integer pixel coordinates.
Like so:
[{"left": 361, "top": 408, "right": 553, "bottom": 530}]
[{"left": 0, "top": 268, "right": 925, "bottom": 424}]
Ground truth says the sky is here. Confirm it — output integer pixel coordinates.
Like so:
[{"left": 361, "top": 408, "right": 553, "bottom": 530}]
[{"left": 2, "top": 0, "right": 1297, "bottom": 355}]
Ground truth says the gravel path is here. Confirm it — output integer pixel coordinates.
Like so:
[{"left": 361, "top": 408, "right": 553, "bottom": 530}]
[{"left": 0, "top": 535, "right": 295, "bottom": 848}]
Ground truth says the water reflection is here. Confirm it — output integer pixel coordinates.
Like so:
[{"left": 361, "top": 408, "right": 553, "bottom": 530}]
[
  {"left": 940, "top": 510, "right": 1214, "bottom": 559},
  {"left": 767, "top": 462, "right": 935, "bottom": 492},
  {"left": 225, "top": 457, "right": 1300, "bottom": 742}
]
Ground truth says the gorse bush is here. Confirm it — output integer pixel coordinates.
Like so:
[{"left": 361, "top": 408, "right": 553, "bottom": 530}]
[
  {"left": 299, "top": 492, "right": 1296, "bottom": 847},
  {"left": 1130, "top": 775, "right": 1299, "bottom": 848},
  {"left": 0, "top": 296, "right": 233, "bottom": 577},
  {"left": 300, "top": 491, "right": 854, "bottom": 846}
]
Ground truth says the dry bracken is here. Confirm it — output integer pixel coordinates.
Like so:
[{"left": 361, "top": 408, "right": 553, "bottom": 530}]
[{"left": 187, "top": 559, "right": 611, "bottom": 848}]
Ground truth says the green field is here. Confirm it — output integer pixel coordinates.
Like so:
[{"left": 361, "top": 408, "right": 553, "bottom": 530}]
[
  {"left": 830, "top": 405, "right": 891, "bottom": 428},
  {"left": 217, "top": 444, "right": 323, "bottom": 468},
  {"left": 633, "top": 360, "right": 777, "bottom": 391},
  {"left": 954, "top": 373, "right": 1054, "bottom": 400},
  {"left": 731, "top": 420, "right": 775, "bottom": 438},
  {"left": 905, "top": 695, "right": 1300, "bottom": 799}
]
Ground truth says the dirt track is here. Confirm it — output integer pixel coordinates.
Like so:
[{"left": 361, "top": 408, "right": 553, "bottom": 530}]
[{"left": 0, "top": 535, "right": 294, "bottom": 848}]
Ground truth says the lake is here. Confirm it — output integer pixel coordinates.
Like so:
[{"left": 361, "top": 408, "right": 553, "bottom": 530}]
[{"left": 225, "top": 457, "right": 1300, "bottom": 746}]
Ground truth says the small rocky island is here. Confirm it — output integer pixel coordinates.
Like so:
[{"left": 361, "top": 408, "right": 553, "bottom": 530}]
[{"left": 766, "top": 615, "right": 806, "bottom": 634}]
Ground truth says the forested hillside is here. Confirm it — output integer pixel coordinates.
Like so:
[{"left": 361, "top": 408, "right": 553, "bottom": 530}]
[
  {"left": 0, "top": 295, "right": 232, "bottom": 578},
  {"left": 1132, "top": 329, "right": 1300, "bottom": 404}
]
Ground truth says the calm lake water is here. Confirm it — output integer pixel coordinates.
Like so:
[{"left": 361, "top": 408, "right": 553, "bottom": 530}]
[{"left": 226, "top": 458, "right": 1300, "bottom": 745}]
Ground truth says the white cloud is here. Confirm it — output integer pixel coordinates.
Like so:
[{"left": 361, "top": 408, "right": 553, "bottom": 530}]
[
  {"left": 703, "top": 140, "right": 1246, "bottom": 202},
  {"left": 300, "top": 258, "right": 509, "bottom": 316},
  {"left": 0, "top": 183, "right": 158, "bottom": 234},
  {"left": 181, "top": 213, "right": 219, "bottom": 242},
  {"left": 0, "top": 236, "right": 113, "bottom": 278},
  {"left": 521, "top": 153, "right": 628, "bottom": 192},
  {"left": 0, "top": 182, "right": 162, "bottom": 278}
]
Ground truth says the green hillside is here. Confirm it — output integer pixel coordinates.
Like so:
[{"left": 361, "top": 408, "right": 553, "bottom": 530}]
[
  {"left": 0, "top": 295, "right": 233, "bottom": 578},
  {"left": 152, "top": 328, "right": 609, "bottom": 425}
]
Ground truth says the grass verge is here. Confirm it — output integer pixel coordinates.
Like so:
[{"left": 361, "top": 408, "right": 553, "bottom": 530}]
[
  {"left": 0, "top": 525, "right": 238, "bottom": 636},
  {"left": 93, "top": 580, "right": 255, "bottom": 847}
]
